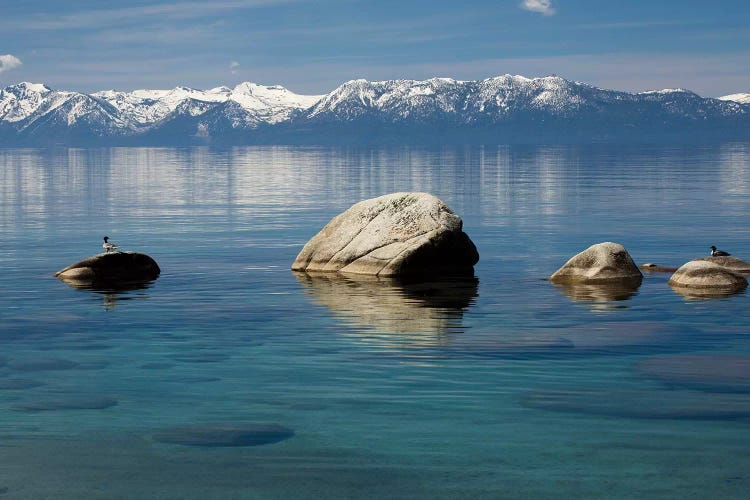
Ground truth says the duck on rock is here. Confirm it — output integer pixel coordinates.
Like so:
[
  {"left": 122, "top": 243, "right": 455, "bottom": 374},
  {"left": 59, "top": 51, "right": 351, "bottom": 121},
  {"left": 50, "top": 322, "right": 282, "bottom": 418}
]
[
  {"left": 710, "top": 245, "right": 730, "bottom": 257},
  {"left": 103, "top": 236, "right": 118, "bottom": 253}
]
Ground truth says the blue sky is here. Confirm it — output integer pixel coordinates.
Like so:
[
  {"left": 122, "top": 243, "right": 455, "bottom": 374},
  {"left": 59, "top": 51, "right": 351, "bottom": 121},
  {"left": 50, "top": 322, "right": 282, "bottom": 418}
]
[{"left": 0, "top": 0, "right": 748, "bottom": 96}]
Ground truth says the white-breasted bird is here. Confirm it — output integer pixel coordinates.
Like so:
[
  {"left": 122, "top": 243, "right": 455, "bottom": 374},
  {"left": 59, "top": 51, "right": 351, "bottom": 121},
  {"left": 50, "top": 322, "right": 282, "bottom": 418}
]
[
  {"left": 710, "top": 245, "right": 730, "bottom": 257},
  {"left": 103, "top": 236, "right": 118, "bottom": 253}
]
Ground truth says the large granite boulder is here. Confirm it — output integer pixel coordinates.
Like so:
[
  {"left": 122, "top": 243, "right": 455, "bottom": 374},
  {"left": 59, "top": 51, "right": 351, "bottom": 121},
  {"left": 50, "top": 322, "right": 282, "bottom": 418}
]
[
  {"left": 55, "top": 251, "right": 160, "bottom": 288},
  {"left": 292, "top": 192, "right": 479, "bottom": 276},
  {"left": 668, "top": 260, "right": 747, "bottom": 294},
  {"left": 549, "top": 242, "right": 642, "bottom": 285}
]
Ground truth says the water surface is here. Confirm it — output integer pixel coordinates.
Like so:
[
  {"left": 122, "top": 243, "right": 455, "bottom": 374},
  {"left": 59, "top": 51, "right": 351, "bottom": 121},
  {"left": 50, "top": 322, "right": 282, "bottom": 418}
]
[{"left": 1, "top": 145, "right": 750, "bottom": 498}]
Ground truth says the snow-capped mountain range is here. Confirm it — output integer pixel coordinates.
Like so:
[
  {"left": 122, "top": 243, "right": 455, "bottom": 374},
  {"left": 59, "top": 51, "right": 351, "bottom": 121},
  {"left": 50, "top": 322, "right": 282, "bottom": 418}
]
[{"left": 1, "top": 75, "right": 748, "bottom": 145}]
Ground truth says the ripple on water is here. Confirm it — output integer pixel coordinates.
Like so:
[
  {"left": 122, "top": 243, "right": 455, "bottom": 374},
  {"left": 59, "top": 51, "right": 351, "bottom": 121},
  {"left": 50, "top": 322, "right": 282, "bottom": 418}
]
[{"left": 7, "top": 358, "right": 79, "bottom": 372}]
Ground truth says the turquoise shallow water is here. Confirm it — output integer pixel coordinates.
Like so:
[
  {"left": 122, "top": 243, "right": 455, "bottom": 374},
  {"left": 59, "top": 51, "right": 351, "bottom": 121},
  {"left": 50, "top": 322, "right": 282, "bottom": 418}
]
[{"left": 1, "top": 145, "right": 750, "bottom": 498}]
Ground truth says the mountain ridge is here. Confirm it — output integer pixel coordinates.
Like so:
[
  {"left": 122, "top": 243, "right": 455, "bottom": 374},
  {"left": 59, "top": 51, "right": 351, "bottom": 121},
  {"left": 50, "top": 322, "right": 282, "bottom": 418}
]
[{"left": 1, "top": 75, "right": 748, "bottom": 145}]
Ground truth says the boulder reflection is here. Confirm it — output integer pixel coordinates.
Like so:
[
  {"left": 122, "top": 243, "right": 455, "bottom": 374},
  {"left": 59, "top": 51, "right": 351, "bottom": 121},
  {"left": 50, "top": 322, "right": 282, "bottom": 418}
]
[
  {"left": 670, "top": 285, "right": 745, "bottom": 300},
  {"left": 57, "top": 277, "right": 154, "bottom": 310},
  {"left": 553, "top": 279, "right": 641, "bottom": 309},
  {"left": 294, "top": 272, "right": 478, "bottom": 347}
]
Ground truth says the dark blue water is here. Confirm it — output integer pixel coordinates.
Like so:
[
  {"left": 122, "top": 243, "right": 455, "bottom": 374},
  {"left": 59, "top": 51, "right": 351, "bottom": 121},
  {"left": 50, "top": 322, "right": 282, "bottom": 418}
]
[{"left": 1, "top": 145, "right": 749, "bottom": 498}]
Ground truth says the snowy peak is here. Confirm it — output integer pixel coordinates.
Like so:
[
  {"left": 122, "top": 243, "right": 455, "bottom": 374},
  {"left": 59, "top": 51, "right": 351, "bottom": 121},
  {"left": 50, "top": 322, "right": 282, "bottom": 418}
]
[
  {"left": 228, "top": 82, "right": 323, "bottom": 123},
  {"left": 91, "top": 82, "right": 323, "bottom": 126},
  {"left": 719, "top": 93, "right": 750, "bottom": 104},
  {"left": 6, "top": 82, "right": 53, "bottom": 94},
  {"left": 0, "top": 82, "right": 55, "bottom": 122}
]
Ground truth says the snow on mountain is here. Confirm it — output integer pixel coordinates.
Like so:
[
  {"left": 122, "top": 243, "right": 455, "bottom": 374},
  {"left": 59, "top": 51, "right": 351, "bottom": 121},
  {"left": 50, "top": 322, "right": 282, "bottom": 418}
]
[
  {"left": 308, "top": 77, "right": 479, "bottom": 119},
  {"left": 719, "top": 93, "right": 750, "bottom": 104},
  {"left": 92, "top": 86, "right": 225, "bottom": 124},
  {"left": 1, "top": 76, "right": 748, "bottom": 145},
  {"left": 0, "top": 82, "right": 131, "bottom": 138},
  {"left": 474, "top": 75, "right": 589, "bottom": 115},
  {"left": 231, "top": 82, "right": 321, "bottom": 114},
  {"left": 0, "top": 82, "right": 54, "bottom": 122},
  {"left": 93, "top": 83, "right": 323, "bottom": 127},
  {"left": 305, "top": 75, "right": 747, "bottom": 126},
  {"left": 305, "top": 75, "right": 618, "bottom": 123}
]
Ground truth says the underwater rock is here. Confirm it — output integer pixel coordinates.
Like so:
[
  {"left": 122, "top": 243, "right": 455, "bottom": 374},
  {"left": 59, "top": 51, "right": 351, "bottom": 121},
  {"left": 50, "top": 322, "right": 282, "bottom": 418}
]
[
  {"left": 637, "top": 354, "right": 750, "bottom": 393},
  {"left": 550, "top": 242, "right": 642, "bottom": 285},
  {"left": 153, "top": 423, "right": 294, "bottom": 447},
  {"left": 668, "top": 260, "right": 747, "bottom": 296},
  {"left": 163, "top": 376, "right": 222, "bottom": 384},
  {"left": 12, "top": 396, "right": 118, "bottom": 411},
  {"left": 55, "top": 251, "right": 160, "bottom": 289},
  {"left": 139, "top": 362, "right": 175, "bottom": 370},
  {"left": 521, "top": 388, "right": 750, "bottom": 419},
  {"left": 171, "top": 352, "right": 231, "bottom": 363},
  {"left": 554, "top": 321, "right": 685, "bottom": 353},
  {"left": 0, "top": 379, "right": 45, "bottom": 390},
  {"left": 639, "top": 263, "right": 679, "bottom": 273},
  {"left": 292, "top": 192, "right": 479, "bottom": 276}
]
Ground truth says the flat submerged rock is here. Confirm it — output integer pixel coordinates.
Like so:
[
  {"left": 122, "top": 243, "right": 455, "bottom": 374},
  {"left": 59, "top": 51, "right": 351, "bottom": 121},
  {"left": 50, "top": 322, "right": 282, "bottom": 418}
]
[
  {"left": 171, "top": 352, "right": 231, "bottom": 363},
  {"left": 639, "top": 263, "right": 679, "bottom": 273},
  {"left": 637, "top": 354, "right": 750, "bottom": 393},
  {"left": 445, "top": 321, "right": 693, "bottom": 359},
  {"left": 12, "top": 396, "right": 118, "bottom": 412},
  {"left": 153, "top": 423, "right": 294, "bottom": 447},
  {"left": 522, "top": 388, "right": 750, "bottom": 420},
  {"left": 0, "top": 379, "right": 45, "bottom": 390}
]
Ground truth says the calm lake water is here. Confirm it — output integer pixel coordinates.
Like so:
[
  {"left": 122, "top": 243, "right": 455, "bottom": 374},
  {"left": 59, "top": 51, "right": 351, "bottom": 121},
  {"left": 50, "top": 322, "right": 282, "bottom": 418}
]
[{"left": 1, "top": 144, "right": 750, "bottom": 498}]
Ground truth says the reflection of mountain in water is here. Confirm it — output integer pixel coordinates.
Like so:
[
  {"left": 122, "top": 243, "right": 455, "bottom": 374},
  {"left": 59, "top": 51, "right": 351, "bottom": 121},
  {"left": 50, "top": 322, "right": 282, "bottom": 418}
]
[{"left": 294, "top": 272, "right": 478, "bottom": 348}]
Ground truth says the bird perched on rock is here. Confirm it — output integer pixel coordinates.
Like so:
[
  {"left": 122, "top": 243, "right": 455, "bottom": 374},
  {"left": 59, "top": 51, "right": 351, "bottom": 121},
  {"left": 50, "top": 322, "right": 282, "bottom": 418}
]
[
  {"left": 710, "top": 245, "right": 730, "bottom": 257},
  {"left": 103, "top": 236, "right": 118, "bottom": 253}
]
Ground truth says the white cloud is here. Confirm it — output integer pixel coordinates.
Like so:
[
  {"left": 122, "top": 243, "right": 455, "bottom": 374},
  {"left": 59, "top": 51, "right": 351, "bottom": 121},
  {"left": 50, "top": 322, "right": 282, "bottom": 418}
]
[
  {"left": 520, "top": 0, "right": 556, "bottom": 16},
  {"left": 230, "top": 61, "right": 240, "bottom": 74},
  {"left": 0, "top": 54, "right": 22, "bottom": 73}
]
